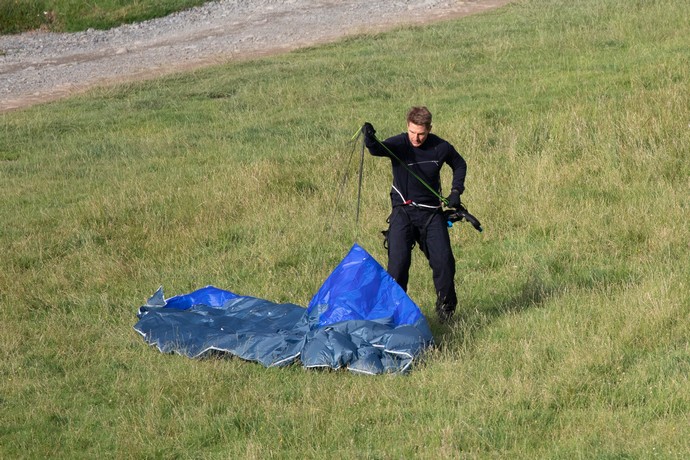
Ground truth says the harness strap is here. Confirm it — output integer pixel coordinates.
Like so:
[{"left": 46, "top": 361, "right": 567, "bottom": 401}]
[
  {"left": 392, "top": 185, "right": 442, "bottom": 210},
  {"left": 381, "top": 203, "right": 443, "bottom": 251}
]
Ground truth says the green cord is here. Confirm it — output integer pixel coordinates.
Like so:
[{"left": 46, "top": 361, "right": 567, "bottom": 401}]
[{"left": 365, "top": 130, "right": 449, "bottom": 206}]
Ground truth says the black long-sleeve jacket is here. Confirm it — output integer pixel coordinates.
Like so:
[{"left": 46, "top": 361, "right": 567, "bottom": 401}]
[{"left": 365, "top": 132, "right": 467, "bottom": 208}]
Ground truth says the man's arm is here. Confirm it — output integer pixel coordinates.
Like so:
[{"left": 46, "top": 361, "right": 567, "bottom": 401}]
[
  {"left": 447, "top": 145, "right": 467, "bottom": 195},
  {"left": 362, "top": 122, "right": 390, "bottom": 157}
]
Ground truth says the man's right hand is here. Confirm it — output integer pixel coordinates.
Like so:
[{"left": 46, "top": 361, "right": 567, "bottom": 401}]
[{"left": 362, "top": 122, "right": 376, "bottom": 139}]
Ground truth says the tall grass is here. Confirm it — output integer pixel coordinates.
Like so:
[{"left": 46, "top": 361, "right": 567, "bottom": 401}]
[{"left": 1, "top": 0, "right": 689, "bottom": 457}]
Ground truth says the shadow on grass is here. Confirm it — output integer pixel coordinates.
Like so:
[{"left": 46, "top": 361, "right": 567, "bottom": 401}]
[{"left": 432, "top": 272, "right": 557, "bottom": 349}]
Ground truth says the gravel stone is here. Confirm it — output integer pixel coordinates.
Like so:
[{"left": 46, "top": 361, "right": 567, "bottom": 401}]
[{"left": 0, "top": 0, "right": 510, "bottom": 111}]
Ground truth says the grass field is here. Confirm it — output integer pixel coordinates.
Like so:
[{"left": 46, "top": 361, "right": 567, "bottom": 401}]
[
  {"left": 0, "top": 0, "right": 208, "bottom": 34},
  {"left": 1, "top": 0, "right": 689, "bottom": 457}
]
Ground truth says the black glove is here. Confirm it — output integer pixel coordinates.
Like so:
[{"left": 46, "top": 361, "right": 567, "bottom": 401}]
[
  {"left": 445, "top": 189, "right": 461, "bottom": 209},
  {"left": 361, "top": 122, "right": 376, "bottom": 139}
]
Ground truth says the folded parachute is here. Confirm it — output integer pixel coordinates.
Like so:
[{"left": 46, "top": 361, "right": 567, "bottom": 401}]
[{"left": 134, "top": 243, "right": 433, "bottom": 374}]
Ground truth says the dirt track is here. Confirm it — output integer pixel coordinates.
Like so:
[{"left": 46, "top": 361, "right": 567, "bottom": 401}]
[{"left": 0, "top": 0, "right": 511, "bottom": 112}]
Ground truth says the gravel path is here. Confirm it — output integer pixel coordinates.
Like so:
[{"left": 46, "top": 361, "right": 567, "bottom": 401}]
[{"left": 0, "top": 0, "right": 510, "bottom": 112}]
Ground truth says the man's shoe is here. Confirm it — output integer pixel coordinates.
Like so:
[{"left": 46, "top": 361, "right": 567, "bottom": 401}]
[{"left": 436, "top": 306, "right": 455, "bottom": 324}]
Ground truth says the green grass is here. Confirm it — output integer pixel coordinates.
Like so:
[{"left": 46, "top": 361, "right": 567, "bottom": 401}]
[
  {"left": 2, "top": 0, "right": 690, "bottom": 457},
  {"left": 0, "top": 0, "right": 208, "bottom": 34}
]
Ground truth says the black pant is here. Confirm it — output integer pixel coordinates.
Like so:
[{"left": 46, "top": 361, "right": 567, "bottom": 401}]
[{"left": 386, "top": 206, "right": 457, "bottom": 312}]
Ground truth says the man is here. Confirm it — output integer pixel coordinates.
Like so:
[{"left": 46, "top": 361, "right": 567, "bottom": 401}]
[{"left": 362, "top": 106, "right": 467, "bottom": 323}]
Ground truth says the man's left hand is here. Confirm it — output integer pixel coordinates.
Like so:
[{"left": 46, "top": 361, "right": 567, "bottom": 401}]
[{"left": 446, "top": 189, "right": 461, "bottom": 209}]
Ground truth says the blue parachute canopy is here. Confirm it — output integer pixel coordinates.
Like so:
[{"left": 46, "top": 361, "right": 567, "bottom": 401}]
[{"left": 134, "top": 243, "right": 433, "bottom": 374}]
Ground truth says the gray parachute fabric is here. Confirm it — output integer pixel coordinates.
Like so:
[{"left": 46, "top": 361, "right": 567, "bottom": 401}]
[{"left": 134, "top": 243, "right": 433, "bottom": 374}]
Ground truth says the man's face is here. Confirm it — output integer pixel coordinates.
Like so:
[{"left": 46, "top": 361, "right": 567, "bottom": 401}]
[{"left": 407, "top": 122, "right": 430, "bottom": 147}]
